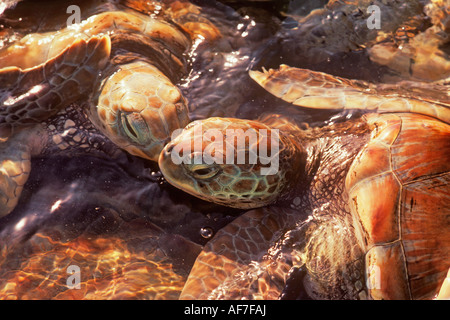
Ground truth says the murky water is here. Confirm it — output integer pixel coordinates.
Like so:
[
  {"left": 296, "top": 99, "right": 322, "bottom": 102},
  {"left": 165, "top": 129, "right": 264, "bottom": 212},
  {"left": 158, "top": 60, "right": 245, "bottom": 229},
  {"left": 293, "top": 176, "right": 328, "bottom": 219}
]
[{"left": 0, "top": 0, "right": 447, "bottom": 299}]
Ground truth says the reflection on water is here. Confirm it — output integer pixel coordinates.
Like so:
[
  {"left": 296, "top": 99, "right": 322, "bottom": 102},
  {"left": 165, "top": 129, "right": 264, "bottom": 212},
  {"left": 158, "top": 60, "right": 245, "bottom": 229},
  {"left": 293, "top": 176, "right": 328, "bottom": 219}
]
[
  {"left": 0, "top": 226, "right": 189, "bottom": 299},
  {"left": 0, "top": 0, "right": 447, "bottom": 299},
  {"left": 0, "top": 155, "right": 239, "bottom": 299}
]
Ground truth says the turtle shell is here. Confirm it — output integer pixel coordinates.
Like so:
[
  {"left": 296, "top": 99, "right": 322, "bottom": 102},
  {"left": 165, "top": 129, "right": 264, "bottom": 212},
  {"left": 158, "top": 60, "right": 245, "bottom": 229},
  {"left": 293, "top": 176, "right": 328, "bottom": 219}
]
[{"left": 346, "top": 112, "right": 450, "bottom": 299}]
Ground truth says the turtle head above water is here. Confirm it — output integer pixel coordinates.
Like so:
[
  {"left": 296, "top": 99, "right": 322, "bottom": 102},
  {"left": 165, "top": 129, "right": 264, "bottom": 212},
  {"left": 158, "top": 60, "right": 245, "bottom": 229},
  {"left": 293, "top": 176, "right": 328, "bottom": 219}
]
[
  {"left": 158, "top": 117, "right": 305, "bottom": 209},
  {"left": 93, "top": 61, "right": 190, "bottom": 162}
]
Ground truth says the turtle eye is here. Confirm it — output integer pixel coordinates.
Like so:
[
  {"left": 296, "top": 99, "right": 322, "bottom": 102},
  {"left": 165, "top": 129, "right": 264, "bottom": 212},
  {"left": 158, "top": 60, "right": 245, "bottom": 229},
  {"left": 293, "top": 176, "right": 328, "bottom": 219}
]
[
  {"left": 120, "top": 113, "right": 152, "bottom": 145},
  {"left": 122, "top": 115, "right": 138, "bottom": 139},
  {"left": 190, "top": 164, "right": 220, "bottom": 180}
]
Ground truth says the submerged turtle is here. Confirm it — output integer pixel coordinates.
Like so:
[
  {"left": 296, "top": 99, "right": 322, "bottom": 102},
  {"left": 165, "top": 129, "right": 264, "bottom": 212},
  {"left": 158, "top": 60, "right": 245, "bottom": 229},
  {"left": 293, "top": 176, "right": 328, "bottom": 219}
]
[
  {"left": 0, "top": 0, "right": 222, "bottom": 217},
  {"left": 159, "top": 65, "right": 450, "bottom": 299}
]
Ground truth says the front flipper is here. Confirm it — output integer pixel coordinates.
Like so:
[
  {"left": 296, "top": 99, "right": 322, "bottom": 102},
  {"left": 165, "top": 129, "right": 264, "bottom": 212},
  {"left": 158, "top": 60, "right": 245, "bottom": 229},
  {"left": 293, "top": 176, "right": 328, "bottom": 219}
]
[
  {"left": 0, "top": 126, "right": 46, "bottom": 217},
  {"left": 0, "top": 36, "right": 110, "bottom": 127},
  {"left": 250, "top": 65, "right": 449, "bottom": 124},
  {"left": 180, "top": 207, "right": 299, "bottom": 300}
]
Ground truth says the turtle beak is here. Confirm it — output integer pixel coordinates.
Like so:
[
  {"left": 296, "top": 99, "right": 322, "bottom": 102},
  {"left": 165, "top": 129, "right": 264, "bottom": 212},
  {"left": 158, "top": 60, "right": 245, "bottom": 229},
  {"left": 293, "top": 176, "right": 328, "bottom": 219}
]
[{"left": 158, "top": 141, "right": 189, "bottom": 190}]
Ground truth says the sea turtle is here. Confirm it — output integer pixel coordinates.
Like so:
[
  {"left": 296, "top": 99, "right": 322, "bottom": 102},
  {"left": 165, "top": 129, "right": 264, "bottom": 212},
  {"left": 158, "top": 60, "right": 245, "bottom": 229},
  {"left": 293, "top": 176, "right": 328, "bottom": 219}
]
[
  {"left": 0, "top": 0, "right": 285, "bottom": 300},
  {"left": 158, "top": 65, "right": 450, "bottom": 299},
  {"left": 0, "top": 0, "right": 222, "bottom": 217}
]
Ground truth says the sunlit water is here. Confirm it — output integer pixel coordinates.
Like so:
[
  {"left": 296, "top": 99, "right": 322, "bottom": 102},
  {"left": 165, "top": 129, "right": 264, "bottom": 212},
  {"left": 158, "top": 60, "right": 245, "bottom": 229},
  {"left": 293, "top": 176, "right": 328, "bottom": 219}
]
[{"left": 0, "top": 0, "right": 446, "bottom": 299}]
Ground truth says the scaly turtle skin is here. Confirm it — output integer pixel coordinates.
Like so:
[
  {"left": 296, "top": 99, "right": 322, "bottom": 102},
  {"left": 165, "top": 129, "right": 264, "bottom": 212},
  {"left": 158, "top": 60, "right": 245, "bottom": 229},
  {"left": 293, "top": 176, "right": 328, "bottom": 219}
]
[
  {"left": 0, "top": 0, "right": 220, "bottom": 217},
  {"left": 159, "top": 65, "right": 450, "bottom": 299}
]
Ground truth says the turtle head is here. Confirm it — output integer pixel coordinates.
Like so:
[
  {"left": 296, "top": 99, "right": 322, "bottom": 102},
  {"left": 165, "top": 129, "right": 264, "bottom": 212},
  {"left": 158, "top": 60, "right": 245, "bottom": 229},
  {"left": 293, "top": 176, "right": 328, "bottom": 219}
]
[
  {"left": 94, "top": 62, "right": 190, "bottom": 161},
  {"left": 159, "top": 117, "right": 303, "bottom": 209}
]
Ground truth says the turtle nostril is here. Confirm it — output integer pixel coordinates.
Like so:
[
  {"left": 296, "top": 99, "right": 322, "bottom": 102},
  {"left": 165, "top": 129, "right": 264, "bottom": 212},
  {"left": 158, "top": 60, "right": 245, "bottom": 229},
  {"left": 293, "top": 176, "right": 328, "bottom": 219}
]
[{"left": 166, "top": 144, "right": 174, "bottom": 154}]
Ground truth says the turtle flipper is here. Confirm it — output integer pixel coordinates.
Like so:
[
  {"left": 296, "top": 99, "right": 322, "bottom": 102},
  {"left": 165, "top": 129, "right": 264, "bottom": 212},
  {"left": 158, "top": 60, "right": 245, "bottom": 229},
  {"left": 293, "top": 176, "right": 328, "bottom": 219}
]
[
  {"left": 250, "top": 65, "right": 450, "bottom": 124},
  {"left": 0, "top": 35, "right": 110, "bottom": 127},
  {"left": 180, "top": 207, "right": 298, "bottom": 299},
  {"left": 0, "top": 145, "right": 30, "bottom": 218},
  {"left": 0, "top": 130, "right": 32, "bottom": 218},
  {"left": 0, "top": 125, "right": 49, "bottom": 217}
]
